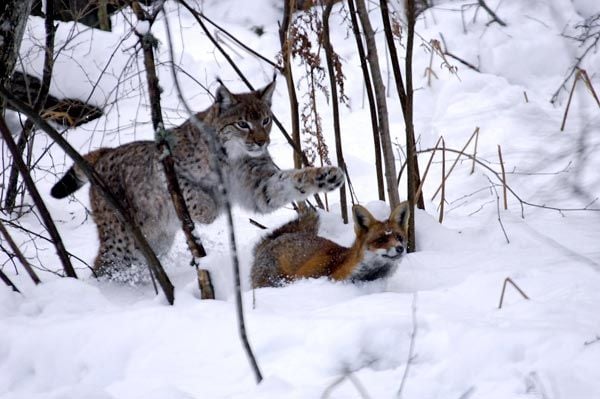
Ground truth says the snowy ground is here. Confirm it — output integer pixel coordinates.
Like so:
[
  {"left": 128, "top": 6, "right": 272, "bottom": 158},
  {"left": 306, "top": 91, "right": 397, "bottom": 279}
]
[{"left": 2, "top": 0, "right": 600, "bottom": 398}]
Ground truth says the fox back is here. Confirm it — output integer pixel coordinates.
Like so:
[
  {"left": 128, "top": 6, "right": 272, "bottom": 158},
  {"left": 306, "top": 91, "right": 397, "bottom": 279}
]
[{"left": 251, "top": 202, "right": 410, "bottom": 288}]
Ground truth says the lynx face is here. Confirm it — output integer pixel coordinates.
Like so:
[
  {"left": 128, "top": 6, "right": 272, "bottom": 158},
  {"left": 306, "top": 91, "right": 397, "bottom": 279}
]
[{"left": 214, "top": 81, "right": 275, "bottom": 159}]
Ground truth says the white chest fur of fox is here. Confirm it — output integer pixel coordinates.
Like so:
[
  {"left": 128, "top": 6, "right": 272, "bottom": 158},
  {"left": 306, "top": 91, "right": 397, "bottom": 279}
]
[{"left": 251, "top": 202, "right": 410, "bottom": 288}]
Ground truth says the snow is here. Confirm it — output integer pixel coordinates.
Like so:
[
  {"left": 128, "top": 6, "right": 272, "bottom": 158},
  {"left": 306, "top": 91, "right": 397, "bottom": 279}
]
[{"left": 2, "top": 0, "right": 600, "bottom": 398}]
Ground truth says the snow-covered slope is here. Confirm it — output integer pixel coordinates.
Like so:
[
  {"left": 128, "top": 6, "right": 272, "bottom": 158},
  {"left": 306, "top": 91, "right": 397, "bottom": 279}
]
[{"left": 2, "top": 0, "right": 600, "bottom": 398}]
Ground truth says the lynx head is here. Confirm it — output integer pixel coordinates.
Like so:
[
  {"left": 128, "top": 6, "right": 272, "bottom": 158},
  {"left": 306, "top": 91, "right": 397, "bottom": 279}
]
[
  {"left": 353, "top": 202, "right": 410, "bottom": 261},
  {"left": 212, "top": 79, "right": 276, "bottom": 159}
]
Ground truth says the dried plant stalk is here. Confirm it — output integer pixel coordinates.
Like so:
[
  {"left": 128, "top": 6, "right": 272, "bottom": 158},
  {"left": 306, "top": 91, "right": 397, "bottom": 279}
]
[
  {"left": 498, "top": 277, "right": 530, "bottom": 309},
  {"left": 497, "top": 145, "right": 508, "bottom": 210}
]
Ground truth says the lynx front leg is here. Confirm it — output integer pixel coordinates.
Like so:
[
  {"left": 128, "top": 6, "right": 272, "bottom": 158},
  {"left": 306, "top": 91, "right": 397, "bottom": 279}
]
[{"left": 253, "top": 165, "right": 345, "bottom": 213}]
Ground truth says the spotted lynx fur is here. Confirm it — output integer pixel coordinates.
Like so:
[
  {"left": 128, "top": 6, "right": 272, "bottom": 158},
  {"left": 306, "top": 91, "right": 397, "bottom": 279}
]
[{"left": 51, "top": 80, "right": 345, "bottom": 276}]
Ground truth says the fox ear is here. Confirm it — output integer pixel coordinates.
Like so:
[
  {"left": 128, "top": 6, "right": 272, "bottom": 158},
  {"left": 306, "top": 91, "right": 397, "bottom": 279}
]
[
  {"left": 258, "top": 77, "right": 276, "bottom": 106},
  {"left": 215, "top": 81, "right": 237, "bottom": 110},
  {"left": 352, "top": 205, "right": 376, "bottom": 231},
  {"left": 390, "top": 201, "right": 410, "bottom": 230}
]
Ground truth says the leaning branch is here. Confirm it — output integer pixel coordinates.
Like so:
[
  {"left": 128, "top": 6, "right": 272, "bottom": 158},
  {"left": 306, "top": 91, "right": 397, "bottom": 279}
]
[
  {"left": 0, "top": 116, "right": 77, "bottom": 279},
  {"left": 163, "top": 11, "right": 263, "bottom": 383},
  {"left": 0, "top": 86, "right": 175, "bottom": 304}
]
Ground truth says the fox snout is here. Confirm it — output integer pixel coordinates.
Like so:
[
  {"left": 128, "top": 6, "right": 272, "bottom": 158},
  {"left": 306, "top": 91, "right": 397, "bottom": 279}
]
[{"left": 380, "top": 245, "right": 404, "bottom": 259}]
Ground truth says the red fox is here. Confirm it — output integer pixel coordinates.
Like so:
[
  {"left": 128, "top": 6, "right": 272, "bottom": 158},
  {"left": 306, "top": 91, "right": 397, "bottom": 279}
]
[{"left": 251, "top": 202, "right": 410, "bottom": 288}]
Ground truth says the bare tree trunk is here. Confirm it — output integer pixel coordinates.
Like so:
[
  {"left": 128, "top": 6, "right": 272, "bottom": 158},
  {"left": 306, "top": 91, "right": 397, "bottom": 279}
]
[
  {"left": 279, "top": 0, "right": 303, "bottom": 169},
  {"left": 347, "top": 0, "right": 385, "bottom": 202},
  {"left": 131, "top": 1, "right": 214, "bottom": 299},
  {"left": 0, "top": 116, "right": 77, "bottom": 278},
  {"left": 4, "top": 0, "right": 56, "bottom": 211},
  {"left": 354, "top": 0, "right": 400, "bottom": 207},
  {"left": 322, "top": 1, "right": 348, "bottom": 223},
  {"left": 0, "top": 0, "right": 34, "bottom": 111},
  {"left": 379, "top": 0, "right": 424, "bottom": 252},
  {"left": 0, "top": 87, "right": 175, "bottom": 304}
]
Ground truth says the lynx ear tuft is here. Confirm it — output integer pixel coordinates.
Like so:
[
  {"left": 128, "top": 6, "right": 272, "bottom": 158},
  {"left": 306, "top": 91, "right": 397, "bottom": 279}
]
[
  {"left": 258, "top": 78, "right": 276, "bottom": 106},
  {"left": 215, "top": 82, "right": 237, "bottom": 110}
]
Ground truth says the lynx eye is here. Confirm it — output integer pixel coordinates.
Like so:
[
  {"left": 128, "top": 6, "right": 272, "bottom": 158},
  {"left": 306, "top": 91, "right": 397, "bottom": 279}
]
[
  {"left": 262, "top": 116, "right": 271, "bottom": 126},
  {"left": 236, "top": 121, "right": 250, "bottom": 130}
]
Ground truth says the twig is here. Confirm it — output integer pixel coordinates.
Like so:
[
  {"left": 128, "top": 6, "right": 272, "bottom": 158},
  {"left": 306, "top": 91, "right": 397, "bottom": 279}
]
[
  {"left": 0, "top": 116, "right": 77, "bottom": 279},
  {"left": 497, "top": 145, "right": 508, "bottom": 210},
  {"left": 439, "top": 33, "right": 480, "bottom": 72},
  {"left": 397, "top": 292, "right": 418, "bottom": 398},
  {"left": 162, "top": 11, "right": 263, "bottom": 383},
  {"left": 198, "top": 12, "right": 281, "bottom": 71},
  {"left": 249, "top": 218, "right": 268, "bottom": 230},
  {"left": 438, "top": 138, "right": 446, "bottom": 223},
  {"left": 470, "top": 127, "right": 479, "bottom": 175},
  {"left": 0, "top": 218, "right": 41, "bottom": 284},
  {"left": 0, "top": 268, "right": 20, "bottom": 293},
  {"left": 414, "top": 136, "right": 443, "bottom": 200},
  {"left": 0, "top": 86, "right": 175, "bottom": 304},
  {"left": 498, "top": 277, "right": 529, "bottom": 309},
  {"left": 477, "top": 0, "right": 507, "bottom": 27},
  {"left": 432, "top": 127, "right": 480, "bottom": 200},
  {"left": 486, "top": 175, "right": 510, "bottom": 244},
  {"left": 584, "top": 335, "right": 600, "bottom": 346},
  {"left": 560, "top": 69, "right": 580, "bottom": 131}
]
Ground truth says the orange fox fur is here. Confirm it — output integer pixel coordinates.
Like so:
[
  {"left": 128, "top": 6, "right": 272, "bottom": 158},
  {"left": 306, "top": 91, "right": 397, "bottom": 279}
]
[{"left": 251, "top": 202, "right": 410, "bottom": 288}]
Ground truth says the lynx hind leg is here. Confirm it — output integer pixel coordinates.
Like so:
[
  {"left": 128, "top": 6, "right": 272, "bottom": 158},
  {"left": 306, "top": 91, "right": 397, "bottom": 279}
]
[
  {"left": 91, "top": 196, "right": 149, "bottom": 283},
  {"left": 295, "top": 166, "right": 345, "bottom": 194}
]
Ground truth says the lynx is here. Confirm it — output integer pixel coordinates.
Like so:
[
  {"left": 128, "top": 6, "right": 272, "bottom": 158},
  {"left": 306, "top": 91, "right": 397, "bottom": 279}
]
[
  {"left": 251, "top": 202, "right": 409, "bottom": 288},
  {"left": 51, "top": 80, "right": 345, "bottom": 276}
]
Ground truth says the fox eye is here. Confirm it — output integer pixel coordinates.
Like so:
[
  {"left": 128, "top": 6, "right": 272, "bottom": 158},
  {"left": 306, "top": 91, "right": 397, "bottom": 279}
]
[
  {"left": 236, "top": 121, "right": 250, "bottom": 130},
  {"left": 262, "top": 116, "right": 271, "bottom": 126},
  {"left": 395, "top": 234, "right": 404, "bottom": 242},
  {"left": 375, "top": 236, "right": 388, "bottom": 245}
]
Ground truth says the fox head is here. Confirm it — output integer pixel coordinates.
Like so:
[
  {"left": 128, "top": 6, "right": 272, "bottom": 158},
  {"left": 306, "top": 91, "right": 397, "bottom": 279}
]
[{"left": 353, "top": 202, "right": 410, "bottom": 261}]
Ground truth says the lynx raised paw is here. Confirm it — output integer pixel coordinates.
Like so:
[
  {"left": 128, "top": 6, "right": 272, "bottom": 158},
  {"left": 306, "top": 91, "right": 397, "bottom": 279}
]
[{"left": 315, "top": 166, "right": 345, "bottom": 192}]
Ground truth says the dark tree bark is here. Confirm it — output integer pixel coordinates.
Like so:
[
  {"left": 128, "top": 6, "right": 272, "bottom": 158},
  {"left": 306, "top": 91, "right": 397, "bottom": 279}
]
[
  {"left": 322, "top": 1, "right": 348, "bottom": 223},
  {"left": 0, "top": 0, "right": 34, "bottom": 111},
  {"left": 379, "top": 0, "right": 424, "bottom": 252},
  {"left": 347, "top": 0, "right": 385, "bottom": 202},
  {"left": 131, "top": 1, "right": 214, "bottom": 299},
  {"left": 354, "top": 0, "right": 400, "bottom": 207},
  {"left": 4, "top": 0, "right": 56, "bottom": 211},
  {"left": 279, "top": 0, "right": 303, "bottom": 169}
]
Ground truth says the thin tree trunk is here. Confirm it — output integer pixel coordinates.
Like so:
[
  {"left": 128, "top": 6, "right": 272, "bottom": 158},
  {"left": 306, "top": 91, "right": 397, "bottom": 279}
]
[
  {"left": 4, "top": 0, "right": 56, "bottom": 211},
  {"left": 0, "top": 0, "right": 33, "bottom": 111},
  {"left": 347, "top": 0, "right": 385, "bottom": 202},
  {"left": 322, "top": 1, "right": 348, "bottom": 223},
  {"left": 0, "top": 87, "right": 175, "bottom": 304},
  {"left": 0, "top": 116, "right": 77, "bottom": 278},
  {"left": 354, "top": 0, "right": 400, "bottom": 207},
  {"left": 279, "top": 0, "right": 303, "bottom": 169},
  {"left": 131, "top": 1, "right": 214, "bottom": 299}
]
